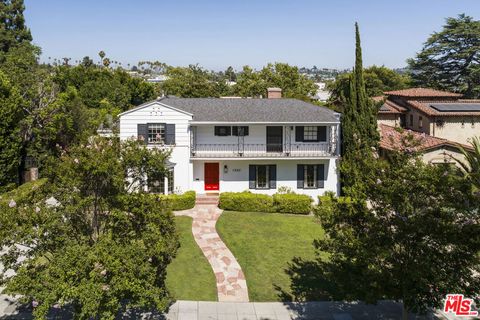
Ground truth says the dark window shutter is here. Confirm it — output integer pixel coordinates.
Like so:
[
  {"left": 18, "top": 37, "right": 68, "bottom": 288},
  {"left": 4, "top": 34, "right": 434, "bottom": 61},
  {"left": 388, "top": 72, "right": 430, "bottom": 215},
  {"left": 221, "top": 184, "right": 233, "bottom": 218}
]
[
  {"left": 295, "top": 126, "right": 304, "bottom": 142},
  {"left": 249, "top": 165, "right": 256, "bottom": 189},
  {"left": 137, "top": 124, "right": 148, "bottom": 144},
  {"left": 317, "top": 126, "right": 327, "bottom": 142},
  {"left": 214, "top": 126, "right": 220, "bottom": 136},
  {"left": 317, "top": 164, "right": 325, "bottom": 188},
  {"left": 165, "top": 124, "right": 175, "bottom": 145},
  {"left": 243, "top": 126, "right": 249, "bottom": 136},
  {"left": 269, "top": 165, "right": 277, "bottom": 189},
  {"left": 232, "top": 126, "right": 238, "bottom": 136},
  {"left": 297, "top": 164, "right": 304, "bottom": 189}
]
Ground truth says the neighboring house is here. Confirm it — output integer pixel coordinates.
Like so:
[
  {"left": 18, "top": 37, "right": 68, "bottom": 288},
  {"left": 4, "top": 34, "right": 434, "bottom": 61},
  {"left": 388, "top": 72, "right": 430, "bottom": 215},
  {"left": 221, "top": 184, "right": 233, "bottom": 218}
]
[
  {"left": 312, "top": 82, "right": 331, "bottom": 102},
  {"left": 377, "top": 88, "right": 480, "bottom": 145},
  {"left": 119, "top": 89, "right": 341, "bottom": 198},
  {"left": 379, "top": 124, "right": 469, "bottom": 166}
]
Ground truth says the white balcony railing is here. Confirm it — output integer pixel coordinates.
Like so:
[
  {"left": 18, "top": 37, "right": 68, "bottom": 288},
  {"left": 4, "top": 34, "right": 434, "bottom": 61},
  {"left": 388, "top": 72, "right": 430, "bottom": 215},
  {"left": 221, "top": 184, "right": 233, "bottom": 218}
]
[{"left": 191, "top": 142, "right": 336, "bottom": 158}]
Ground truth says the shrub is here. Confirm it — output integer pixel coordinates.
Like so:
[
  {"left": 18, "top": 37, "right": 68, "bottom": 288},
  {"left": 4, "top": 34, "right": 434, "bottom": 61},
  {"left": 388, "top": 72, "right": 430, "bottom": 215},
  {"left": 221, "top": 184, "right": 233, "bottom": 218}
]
[
  {"left": 219, "top": 191, "right": 274, "bottom": 212},
  {"left": 273, "top": 193, "right": 313, "bottom": 214},
  {"left": 315, "top": 192, "right": 354, "bottom": 218},
  {"left": 165, "top": 191, "right": 196, "bottom": 210}
]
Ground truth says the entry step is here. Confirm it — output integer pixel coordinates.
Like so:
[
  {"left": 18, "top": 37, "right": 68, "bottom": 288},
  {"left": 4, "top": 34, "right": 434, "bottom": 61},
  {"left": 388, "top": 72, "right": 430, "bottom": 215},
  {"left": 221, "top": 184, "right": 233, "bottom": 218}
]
[{"left": 196, "top": 195, "right": 220, "bottom": 205}]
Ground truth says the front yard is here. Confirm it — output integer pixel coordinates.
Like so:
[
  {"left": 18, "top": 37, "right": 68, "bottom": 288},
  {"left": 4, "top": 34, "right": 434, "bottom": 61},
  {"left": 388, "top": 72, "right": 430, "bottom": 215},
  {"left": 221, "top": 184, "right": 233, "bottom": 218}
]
[
  {"left": 216, "top": 211, "right": 326, "bottom": 302},
  {"left": 166, "top": 216, "right": 217, "bottom": 301}
]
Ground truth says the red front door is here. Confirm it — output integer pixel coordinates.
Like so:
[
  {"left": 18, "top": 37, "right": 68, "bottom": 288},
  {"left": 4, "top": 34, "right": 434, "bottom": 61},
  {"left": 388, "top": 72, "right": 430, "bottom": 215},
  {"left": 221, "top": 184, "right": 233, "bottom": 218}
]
[{"left": 204, "top": 163, "right": 219, "bottom": 191}]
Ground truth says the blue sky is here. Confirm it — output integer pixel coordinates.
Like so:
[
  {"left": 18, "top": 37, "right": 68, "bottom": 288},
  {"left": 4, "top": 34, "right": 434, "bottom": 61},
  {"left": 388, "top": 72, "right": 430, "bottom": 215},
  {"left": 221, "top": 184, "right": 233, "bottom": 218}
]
[{"left": 24, "top": 0, "right": 479, "bottom": 71}]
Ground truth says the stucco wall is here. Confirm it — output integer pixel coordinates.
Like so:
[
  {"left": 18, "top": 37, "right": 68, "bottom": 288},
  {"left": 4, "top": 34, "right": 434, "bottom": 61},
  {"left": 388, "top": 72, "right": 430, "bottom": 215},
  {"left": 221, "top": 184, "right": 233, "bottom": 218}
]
[
  {"left": 421, "top": 147, "right": 466, "bottom": 167},
  {"left": 430, "top": 117, "right": 480, "bottom": 145},
  {"left": 405, "top": 109, "right": 431, "bottom": 134},
  {"left": 377, "top": 114, "right": 400, "bottom": 127}
]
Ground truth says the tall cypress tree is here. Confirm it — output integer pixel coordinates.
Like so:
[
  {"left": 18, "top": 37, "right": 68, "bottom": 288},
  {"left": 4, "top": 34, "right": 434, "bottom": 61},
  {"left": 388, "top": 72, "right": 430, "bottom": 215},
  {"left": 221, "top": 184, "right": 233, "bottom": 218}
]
[{"left": 340, "top": 23, "right": 379, "bottom": 197}]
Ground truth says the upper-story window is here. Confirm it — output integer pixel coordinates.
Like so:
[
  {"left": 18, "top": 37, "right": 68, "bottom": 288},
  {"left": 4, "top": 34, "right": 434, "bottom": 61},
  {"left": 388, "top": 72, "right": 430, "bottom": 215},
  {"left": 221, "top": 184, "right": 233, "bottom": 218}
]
[
  {"left": 303, "top": 126, "right": 318, "bottom": 141},
  {"left": 418, "top": 116, "right": 423, "bottom": 129},
  {"left": 214, "top": 126, "right": 231, "bottom": 136},
  {"left": 232, "top": 126, "right": 249, "bottom": 136},
  {"left": 148, "top": 123, "right": 165, "bottom": 143},
  {"left": 410, "top": 114, "right": 414, "bottom": 127}
]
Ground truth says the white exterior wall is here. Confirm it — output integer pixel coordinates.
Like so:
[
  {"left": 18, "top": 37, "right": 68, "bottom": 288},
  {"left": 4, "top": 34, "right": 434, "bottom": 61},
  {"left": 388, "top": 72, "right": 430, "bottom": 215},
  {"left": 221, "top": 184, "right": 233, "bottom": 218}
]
[
  {"left": 191, "top": 159, "right": 339, "bottom": 200},
  {"left": 119, "top": 101, "right": 340, "bottom": 198},
  {"left": 119, "top": 102, "right": 194, "bottom": 194}
]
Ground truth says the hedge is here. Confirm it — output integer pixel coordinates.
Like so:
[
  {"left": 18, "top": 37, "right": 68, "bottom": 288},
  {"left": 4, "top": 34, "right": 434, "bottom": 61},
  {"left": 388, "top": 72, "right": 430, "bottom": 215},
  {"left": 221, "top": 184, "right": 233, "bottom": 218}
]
[
  {"left": 159, "top": 191, "right": 196, "bottom": 211},
  {"left": 218, "top": 192, "right": 274, "bottom": 213},
  {"left": 219, "top": 191, "right": 313, "bottom": 214},
  {"left": 273, "top": 193, "right": 313, "bottom": 215}
]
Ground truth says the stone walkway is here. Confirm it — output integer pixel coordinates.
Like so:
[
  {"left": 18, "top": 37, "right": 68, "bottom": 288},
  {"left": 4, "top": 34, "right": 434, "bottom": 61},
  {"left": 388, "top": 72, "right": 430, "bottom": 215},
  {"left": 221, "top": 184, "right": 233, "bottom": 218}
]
[{"left": 175, "top": 205, "right": 249, "bottom": 302}]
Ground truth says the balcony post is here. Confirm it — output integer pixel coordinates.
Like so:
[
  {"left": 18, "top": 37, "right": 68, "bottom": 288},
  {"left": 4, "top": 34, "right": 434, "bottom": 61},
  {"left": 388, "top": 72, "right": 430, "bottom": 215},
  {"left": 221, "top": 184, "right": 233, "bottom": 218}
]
[
  {"left": 286, "top": 125, "right": 291, "bottom": 155},
  {"left": 190, "top": 125, "right": 196, "bottom": 156}
]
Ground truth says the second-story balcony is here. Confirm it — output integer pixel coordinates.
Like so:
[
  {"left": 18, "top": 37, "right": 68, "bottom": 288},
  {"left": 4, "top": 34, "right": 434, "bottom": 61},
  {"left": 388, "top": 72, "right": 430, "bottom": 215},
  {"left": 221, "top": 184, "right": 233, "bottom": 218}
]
[{"left": 191, "top": 142, "right": 337, "bottom": 158}]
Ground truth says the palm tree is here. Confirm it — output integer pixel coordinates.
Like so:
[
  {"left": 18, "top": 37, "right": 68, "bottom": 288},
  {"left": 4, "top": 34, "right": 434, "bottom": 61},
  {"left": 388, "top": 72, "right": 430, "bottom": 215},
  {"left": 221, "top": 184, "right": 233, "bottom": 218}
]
[{"left": 455, "top": 136, "right": 480, "bottom": 190}]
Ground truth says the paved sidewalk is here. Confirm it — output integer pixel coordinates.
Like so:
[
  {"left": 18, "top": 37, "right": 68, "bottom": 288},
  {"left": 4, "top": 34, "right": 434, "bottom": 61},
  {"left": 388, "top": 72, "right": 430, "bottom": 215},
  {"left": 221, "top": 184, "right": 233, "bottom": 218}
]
[
  {"left": 175, "top": 205, "right": 249, "bottom": 302},
  {"left": 163, "top": 300, "right": 444, "bottom": 320}
]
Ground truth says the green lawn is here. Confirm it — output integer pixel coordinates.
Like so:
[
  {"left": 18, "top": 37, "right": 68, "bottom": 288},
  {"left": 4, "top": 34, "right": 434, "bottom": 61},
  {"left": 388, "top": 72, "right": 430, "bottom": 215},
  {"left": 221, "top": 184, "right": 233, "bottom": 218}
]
[
  {"left": 166, "top": 216, "right": 217, "bottom": 301},
  {"left": 216, "top": 211, "right": 325, "bottom": 302}
]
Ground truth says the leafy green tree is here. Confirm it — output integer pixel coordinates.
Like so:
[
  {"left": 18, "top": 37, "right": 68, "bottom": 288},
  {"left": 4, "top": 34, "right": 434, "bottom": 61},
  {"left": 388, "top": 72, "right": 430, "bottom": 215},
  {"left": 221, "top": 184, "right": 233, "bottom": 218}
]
[
  {"left": 234, "top": 65, "right": 266, "bottom": 97},
  {"left": 308, "top": 144, "right": 480, "bottom": 320},
  {"left": 0, "top": 71, "right": 23, "bottom": 187},
  {"left": 0, "top": 137, "right": 178, "bottom": 319},
  {"left": 225, "top": 66, "right": 236, "bottom": 82},
  {"left": 340, "top": 23, "right": 380, "bottom": 198},
  {"left": 327, "top": 66, "right": 410, "bottom": 110},
  {"left": 160, "top": 64, "right": 219, "bottom": 97},
  {"left": 0, "top": 0, "right": 32, "bottom": 55},
  {"left": 234, "top": 63, "right": 317, "bottom": 100},
  {"left": 408, "top": 14, "right": 480, "bottom": 98},
  {"left": 455, "top": 136, "right": 480, "bottom": 191}
]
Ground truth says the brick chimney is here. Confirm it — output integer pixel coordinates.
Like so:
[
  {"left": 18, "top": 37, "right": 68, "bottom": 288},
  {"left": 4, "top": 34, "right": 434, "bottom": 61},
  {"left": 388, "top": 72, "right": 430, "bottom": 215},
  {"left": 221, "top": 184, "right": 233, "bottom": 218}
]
[{"left": 267, "top": 87, "right": 282, "bottom": 99}]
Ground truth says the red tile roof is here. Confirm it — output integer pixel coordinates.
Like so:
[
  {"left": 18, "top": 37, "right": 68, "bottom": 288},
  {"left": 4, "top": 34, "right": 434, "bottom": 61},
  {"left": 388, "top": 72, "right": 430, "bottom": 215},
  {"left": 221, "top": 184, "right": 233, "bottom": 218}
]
[
  {"left": 406, "top": 100, "right": 480, "bottom": 117},
  {"left": 379, "top": 100, "right": 408, "bottom": 114},
  {"left": 384, "top": 88, "right": 463, "bottom": 98},
  {"left": 379, "top": 124, "right": 470, "bottom": 152}
]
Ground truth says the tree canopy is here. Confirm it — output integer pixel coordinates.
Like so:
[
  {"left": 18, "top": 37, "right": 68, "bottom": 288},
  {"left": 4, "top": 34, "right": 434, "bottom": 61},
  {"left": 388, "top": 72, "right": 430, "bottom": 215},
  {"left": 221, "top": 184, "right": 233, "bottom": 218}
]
[
  {"left": 0, "top": 138, "right": 177, "bottom": 319},
  {"left": 408, "top": 14, "right": 480, "bottom": 98},
  {"left": 0, "top": 0, "right": 32, "bottom": 55},
  {"left": 327, "top": 65, "right": 410, "bottom": 110}
]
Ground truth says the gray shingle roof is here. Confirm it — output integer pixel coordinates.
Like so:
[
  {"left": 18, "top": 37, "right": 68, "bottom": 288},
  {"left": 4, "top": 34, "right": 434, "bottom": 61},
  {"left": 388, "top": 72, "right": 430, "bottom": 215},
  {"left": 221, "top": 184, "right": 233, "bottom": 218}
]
[{"left": 160, "top": 98, "right": 340, "bottom": 123}]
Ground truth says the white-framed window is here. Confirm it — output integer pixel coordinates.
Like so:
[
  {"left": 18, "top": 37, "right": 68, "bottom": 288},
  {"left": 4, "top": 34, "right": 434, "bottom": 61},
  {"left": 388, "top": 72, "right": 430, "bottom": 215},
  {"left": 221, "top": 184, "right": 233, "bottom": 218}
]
[
  {"left": 148, "top": 123, "right": 165, "bottom": 144},
  {"left": 148, "top": 168, "right": 174, "bottom": 194},
  {"left": 418, "top": 116, "right": 423, "bottom": 129},
  {"left": 303, "top": 126, "right": 318, "bottom": 141},
  {"left": 304, "top": 165, "right": 317, "bottom": 188},
  {"left": 148, "top": 172, "right": 165, "bottom": 193},
  {"left": 256, "top": 165, "right": 269, "bottom": 189}
]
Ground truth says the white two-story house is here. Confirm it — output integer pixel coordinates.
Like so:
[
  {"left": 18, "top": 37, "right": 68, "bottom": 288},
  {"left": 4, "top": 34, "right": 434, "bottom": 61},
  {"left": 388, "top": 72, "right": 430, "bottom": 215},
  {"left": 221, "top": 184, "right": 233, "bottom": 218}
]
[{"left": 119, "top": 89, "right": 341, "bottom": 199}]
